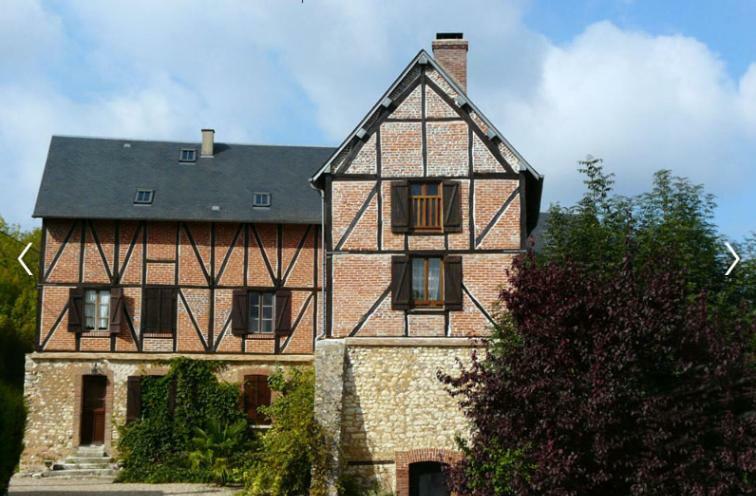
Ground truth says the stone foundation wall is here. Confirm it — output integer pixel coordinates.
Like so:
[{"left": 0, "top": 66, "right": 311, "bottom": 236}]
[
  {"left": 20, "top": 352, "right": 311, "bottom": 472},
  {"left": 337, "top": 338, "right": 481, "bottom": 493}
]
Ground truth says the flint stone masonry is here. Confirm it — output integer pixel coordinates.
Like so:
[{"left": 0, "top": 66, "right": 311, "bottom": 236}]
[
  {"left": 20, "top": 352, "right": 311, "bottom": 472},
  {"left": 313, "top": 339, "right": 347, "bottom": 496},
  {"left": 336, "top": 338, "right": 482, "bottom": 493}
]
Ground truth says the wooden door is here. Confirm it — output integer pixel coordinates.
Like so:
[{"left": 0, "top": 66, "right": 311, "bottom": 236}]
[
  {"left": 80, "top": 375, "right": 107, "bottom": 446},
  {"left": 409, "top": 462, "right": 450, "bottom": 496}
]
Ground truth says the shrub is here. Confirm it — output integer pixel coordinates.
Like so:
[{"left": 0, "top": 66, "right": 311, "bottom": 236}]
[
  {"left": 244, "top": 367, "right": 333, "bottom": 496},
  {"left": 117, "top": 358, "right": 256, "bottom": 484},
  {"left": 0, "top": 383, "right": 26, "bottom": 495}
]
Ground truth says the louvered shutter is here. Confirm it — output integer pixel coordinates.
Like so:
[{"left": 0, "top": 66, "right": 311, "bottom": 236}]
[
  {"left": 167, "top": 377, "right": 177, "bottom": 416},
  {"left": 142, "top": 287, "right": 159, "bottom": 333},
  {"left": 275, "top": 290, "right": 292, "bottom": 334},
  {"left": 109, "top": 287, "right": 124, "bottom": 334},
  {"left": 391, "top": 256, "right": 411, "bottom": 310},
  {"left": 68, "top": 287, "right": 84, "bottom": 332},
  {"left": 391, "top": 181, "right": 410, "bottom": 233},
  {"left": 231, "top": 289, "right": 249, "bottom": 335},
  {"left": 159, "top": 288, "right": 177, "bottom": 333},
  {"left": 244, "top": 375, "right": 271, "bottom": 425},
  {"left": 126, "top": 376, "right": 142, "bottom": 424},
  {"left": 443, "top": 181, "right": 463, "bottom": 233},
  {"left": 444, "top": 256, "right": 463, "bottom": 310}
]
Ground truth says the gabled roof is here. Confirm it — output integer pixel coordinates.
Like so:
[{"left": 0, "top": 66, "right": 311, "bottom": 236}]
[
  {"left": 33, "top": 136, "right": 335, "bottom": 224},
  {"left": 310, "top": 49, "right": 542, "bottom": 185}
]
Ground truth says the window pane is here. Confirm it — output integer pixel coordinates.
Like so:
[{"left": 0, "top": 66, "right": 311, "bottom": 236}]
[
  {"left": 262, "top": 304, "right": 273, "bottom": 320},
  {"left": 410, "top": 184, "right": 422, "bottom": 196},
  {"left": 261, "top": 319, "right": 273, "bottom": 333},
  {"left": 262, "top": 293, "right": 273, "bottom": 306},
  {"left": 412, "top": 259, "right": 425, "bottom": 300},
  {"left": 98, "top": 291, "right": 110, "bottom": 329},
  {"left": 425, "top": 183, "right": 438, "bottom": 195},
  {"left": 428, "top": 258, "right": 442, "bottom": 301},
  {"left": 85, "top": 290, "right": 96, "bottom": 328}
]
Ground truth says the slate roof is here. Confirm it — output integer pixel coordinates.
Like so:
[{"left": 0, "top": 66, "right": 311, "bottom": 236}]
[{"left": 33, "top": 136, "right": 335, "bottom": 224}]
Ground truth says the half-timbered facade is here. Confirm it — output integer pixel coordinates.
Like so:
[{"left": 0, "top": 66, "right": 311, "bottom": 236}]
[
  {"left": 22, "top": 33, "right": 542, "bottom": 494},
  {"left": 310, "top": 34, "right": 542, "bottom": 495}
]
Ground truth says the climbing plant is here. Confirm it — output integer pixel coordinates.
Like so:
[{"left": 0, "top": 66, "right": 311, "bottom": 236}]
[{"left": 117, "top": 357, "right": 257, "bottom": 483}]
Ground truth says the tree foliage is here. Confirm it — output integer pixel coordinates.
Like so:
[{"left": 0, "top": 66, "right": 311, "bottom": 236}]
[
  {"left": 442, "top": 163, "right": 756, "bottom": 495},
  {"left": 442, "top": 253, "right": 756, "bottom": 495}
]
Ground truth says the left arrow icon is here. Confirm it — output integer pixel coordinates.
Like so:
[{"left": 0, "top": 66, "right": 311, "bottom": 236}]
[{"left": 18, "top": 242, "right": 33, "bottom": 276}]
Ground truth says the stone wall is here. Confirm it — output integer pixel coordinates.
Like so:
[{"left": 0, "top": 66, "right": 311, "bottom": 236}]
[
  {"left": 20, "top": 352, "right": 311, "bottom": 472},
  {"left": 337, "top": 338, "right": 481, "bottom": 493}
]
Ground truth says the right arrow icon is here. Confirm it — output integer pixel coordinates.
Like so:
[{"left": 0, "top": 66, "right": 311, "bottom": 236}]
[{"left": 725, "top": 242, "right": 740, "bottom": 276}]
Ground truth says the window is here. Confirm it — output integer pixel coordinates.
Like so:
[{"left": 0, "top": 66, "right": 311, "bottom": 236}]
[
  {"left": 179, "top": 148, "right": 197, "bottom": 162},
  {"left": 243, "top": 375, "right": 272, "bottom": 425},
  {"left": 142, "top": 287, "right": 177, "bottom": 334},
  {"left": 134, "top": 189, "right": 154, "bottom": 205},
  {"left": 411, "top": 257, "right": 444, "bottom": 307},
  {"left": 410, "top": 183, "right": 443, "bottom": 231},
  {"left": 253, "top": 192, "right": 271, "bottom": 207},
  {"left": 391, "top": 181, "right": 461, "bottom": 234},
  {"left": 84, "top": 289, "right": 110, "bottom": 330},
  {"left": 248, "top": 292, "right": 275, "bottom": 333},
  {"left": 391, "top": 255, "right": 462, "bottom": 311}
]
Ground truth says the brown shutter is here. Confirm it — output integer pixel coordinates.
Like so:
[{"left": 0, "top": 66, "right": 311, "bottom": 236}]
[
  {"left": 275, "top": 290, "right": 292, "bottom": 334},
  {"left": 444, "top": 256, "right": 463, "bottom": 310},
  {"left": 159, "top": 288, "right": 177, "bottom": 333},
  {"left": 391, "top": 256, "right": 411, "bottom": 310},
  {"left": 443, "top": 181, "right": 462, "bottom": 233},
  {"left": 126, "top": 376, "right": 142, "bottom": 424},
  {"left": 68, "top": 287, "right": 84, "bottom": 332},
  {"left": 391, "top": 181, "right": 410, "bottom": 233},
  {"left": 231, "top": 289, "right": 249, "bottom": 335},
  {"left": 142, "top": 287, "right": 159, "bottom": 333},
  {"left": 109, "top": 287, "right": 124, "bottom": 334}
]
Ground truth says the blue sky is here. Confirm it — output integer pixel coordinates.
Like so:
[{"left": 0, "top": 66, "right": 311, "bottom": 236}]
[{"left": 0, "top": 0, "right": 754, "bottom": 242}]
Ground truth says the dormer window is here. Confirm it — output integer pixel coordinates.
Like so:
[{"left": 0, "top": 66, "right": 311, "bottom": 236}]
[
  {"left": 134, "top": 189, "right": 154, "bottom": 205},
  {"left": 253, "top": 192, "right": 271, "bottom": 207},
  {"left": 179, "top": 148, "right": 197, "bottom": 162}
]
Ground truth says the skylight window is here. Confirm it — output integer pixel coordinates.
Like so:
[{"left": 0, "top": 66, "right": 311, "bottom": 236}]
[
  {"left": 253, "top": 192, "right": 271, "bottom": 207},
  {"left": 179, "top": 148, "right": 197, "bottom": 162},
  {"left": 134, "top": 189, "right": 154, "bottom": 205}
]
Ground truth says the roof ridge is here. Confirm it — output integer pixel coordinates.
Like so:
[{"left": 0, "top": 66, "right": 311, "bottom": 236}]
[{"left": 51, "top": 134, "right": 335, "bottom": 150}]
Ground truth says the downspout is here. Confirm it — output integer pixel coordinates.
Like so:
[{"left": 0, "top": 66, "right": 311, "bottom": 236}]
[{"left": 309, "top": 180, "right": 327, "bottom": 339}]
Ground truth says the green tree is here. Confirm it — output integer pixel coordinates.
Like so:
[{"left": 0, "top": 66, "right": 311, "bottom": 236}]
[{"left": 542, "top": 160, "right": 754, "bottom": 319}]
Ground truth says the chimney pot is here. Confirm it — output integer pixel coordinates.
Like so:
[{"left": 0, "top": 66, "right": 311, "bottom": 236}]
[
  {"left": 201, "top": 129, "right": 215, "bottom": 157},
  {"left": 432, "top": 32, "right": 468, "bottom": 92}
]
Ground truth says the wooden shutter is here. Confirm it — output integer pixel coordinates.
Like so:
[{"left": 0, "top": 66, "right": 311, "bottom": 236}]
[
  {"left": 444, "top": 256, "right": 463, "bottom": 310},
  {"left": 67, "top": 287, "right": 84, "bottom": 332},
  {"left": 391, "top": 181, "right": 410, "bottom": 233},
  {"left": 231, "top": 289, "right": 249, "bottom": 335},
  {"left": 391, "top": 256, "right": 411, "bottom": 310},
  {"left": 443, "top": 181, "right": 462, "bottom": 233},
  {"left": 109, "top": 287, "right": 124, "bottom": 334},
  {"left": 275, "top": 290, "right": 292, "bottom": 334},
  {"left": 159, "top": 288, "right": 177, "bottom": 333},
  {"left": 142, "top": 287, "right": 159, "bottom": 333},
  {"left": 126, "top": 376, "right": 142, "bottom": 424}
]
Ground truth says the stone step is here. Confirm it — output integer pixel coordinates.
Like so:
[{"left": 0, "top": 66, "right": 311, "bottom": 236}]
[
  {"left": 63, "top": 456, "right": 112, "bottom": 464},
  {"left": 42, "top": 468, "right": 117, "bottom": 478},
  {"left": 53, "top": 462, "right": 113, "bottom": 470},
  {"left": 76, "top": 446, "right": 106, "bottom": 455}
]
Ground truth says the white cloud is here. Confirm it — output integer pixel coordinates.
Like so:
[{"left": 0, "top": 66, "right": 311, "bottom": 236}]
[{"left": 0, "top": 1, "right": 753, "bottom": 237}]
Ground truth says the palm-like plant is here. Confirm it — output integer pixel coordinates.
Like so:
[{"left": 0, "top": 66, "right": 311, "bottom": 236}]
[{"left": 189, "top": 418, "right": 248, "bottom": 484}]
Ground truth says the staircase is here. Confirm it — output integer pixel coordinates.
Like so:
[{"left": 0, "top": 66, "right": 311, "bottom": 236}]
[{"left": 45, "top": 445, "right": 117, "bottom": 478}]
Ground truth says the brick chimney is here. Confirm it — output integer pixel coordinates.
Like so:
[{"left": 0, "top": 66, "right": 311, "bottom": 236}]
[
  {"left": 201, "top": 128, "right": 215, "bottom": 158},
  {"left": 432, "top": 33, "right": 468, "bottom": 92}
]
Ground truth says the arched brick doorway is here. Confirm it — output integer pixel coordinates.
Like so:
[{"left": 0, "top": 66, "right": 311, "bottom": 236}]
[{"left": 395, "top": 449, "right": 460, "bottom": 496}]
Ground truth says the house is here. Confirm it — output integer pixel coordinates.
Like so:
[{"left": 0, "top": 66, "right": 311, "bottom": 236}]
[{"left": 22, "top": 33, "right": 542, "bottom": 495}]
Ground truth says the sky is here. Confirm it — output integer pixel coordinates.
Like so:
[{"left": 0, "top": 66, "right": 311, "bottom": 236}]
[{"left": 0, "top": 0, "right": 754, "bottom": 241}]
